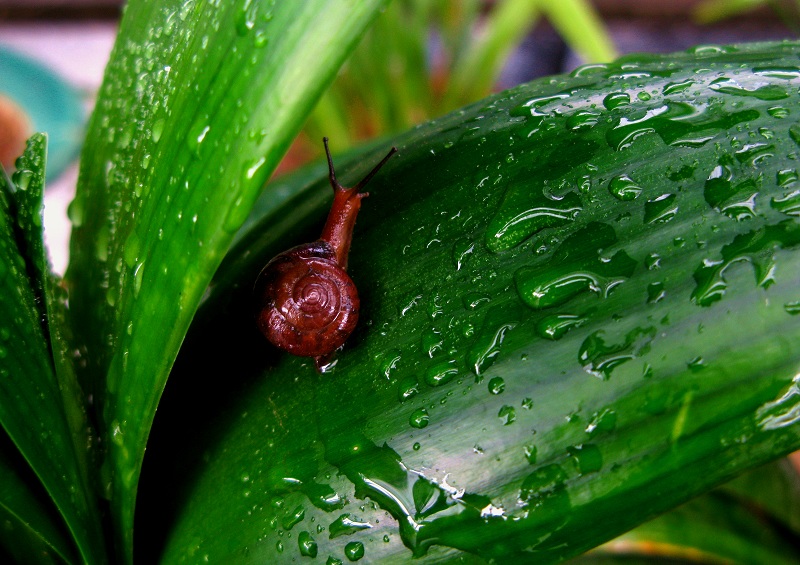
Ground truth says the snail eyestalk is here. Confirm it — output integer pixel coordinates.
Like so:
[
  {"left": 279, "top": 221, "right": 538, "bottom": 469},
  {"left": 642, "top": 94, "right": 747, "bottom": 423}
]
[{"left": 320, "top": 139, "right": 397, "bottom": 267}]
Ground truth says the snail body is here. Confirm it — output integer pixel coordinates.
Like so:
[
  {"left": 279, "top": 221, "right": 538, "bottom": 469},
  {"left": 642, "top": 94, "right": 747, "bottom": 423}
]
[{"left": 254, "top": 138, "right": 397, "bottom": 370}]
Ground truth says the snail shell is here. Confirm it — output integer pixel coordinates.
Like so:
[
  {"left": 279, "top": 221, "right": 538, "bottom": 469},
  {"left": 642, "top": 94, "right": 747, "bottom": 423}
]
[
  {"left": 254, "top": 137, "right": 397, "bottom": 370},
  {"left": 254, "top": 241, "right": 359, "bottom": 358}
]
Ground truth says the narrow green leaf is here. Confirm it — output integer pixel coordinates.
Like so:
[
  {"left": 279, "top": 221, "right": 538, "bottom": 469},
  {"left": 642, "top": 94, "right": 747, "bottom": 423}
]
[
  {"left": 0, "top": 151, "right": 104, "bottom": 562},
  {"left": 590, "top": 489, "right": 800, "bottom": 564},
  {"left": 0, "top": 429, "right": 78, "bottom": 564},
  {"left": 8, "top": 137, "right": 94, "bottom": 515},
  {"left": 64, "top": 0, "right": 388, "bottom": 560},
  {"left": 540, "top": 0, "right": 616, "bottom": 62},
  {"left": 693, "top": 0, "right": 768, "bottom": 24},
  {"left": 720, "top": 458, "right": 800, "bottom": 536},
  {"left": 8, "top": 134, "right": 49, "bottom": 305},
  {"left": 144, "top": 41, "right": 800, "bottom": 563},
  {"left": 443, "top": 0, "right": 540, "bottom": 109}
]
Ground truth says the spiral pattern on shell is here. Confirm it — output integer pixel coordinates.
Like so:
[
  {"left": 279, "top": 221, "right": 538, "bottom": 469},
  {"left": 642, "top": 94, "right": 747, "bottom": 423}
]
[{"left": 254, "top": 242, "right": 359, "bottom": 358}]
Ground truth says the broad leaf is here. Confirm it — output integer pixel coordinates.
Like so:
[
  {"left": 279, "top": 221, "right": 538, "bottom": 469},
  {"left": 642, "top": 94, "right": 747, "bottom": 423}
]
[
  {"left": 64, "top": 0, "right": 389, "bottom": 560},
  {"left": 142, "top": 41, "right": 800, "bottom": 563}
]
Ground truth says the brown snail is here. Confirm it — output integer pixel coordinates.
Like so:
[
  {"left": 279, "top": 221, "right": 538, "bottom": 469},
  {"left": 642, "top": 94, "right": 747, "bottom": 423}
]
[{"left": 254, "top": 137, "right": 397, "bottom": 370}]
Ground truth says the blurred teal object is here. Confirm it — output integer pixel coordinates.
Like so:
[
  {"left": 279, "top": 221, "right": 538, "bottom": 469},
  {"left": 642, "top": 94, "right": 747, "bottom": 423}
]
[{"left": 0, "top": 45, "right": 85, "bottom": 182}]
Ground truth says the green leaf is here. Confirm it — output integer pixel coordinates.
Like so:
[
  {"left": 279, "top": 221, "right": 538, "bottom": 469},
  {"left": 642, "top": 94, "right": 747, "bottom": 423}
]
[
  {"left": 585, "top": 463, "right": 800, "bottom": 563},
  {"left": 693, "top": 0, "right": 768, "bottom": 24},
  {"left": 540, "top": 0, "right": 616, "bottom": 63},
  {"left": 0, "top": 429, "right": 77, "bottom": 564},
  {"left": 142, "top": 41, "right": 800, "bottom": 562},
  {"left": 443, "top": 0, "right": 541, "bottom": 110},
  {"left": 720, "top": 458, "right": 800, "bottom": 536},
  {"left": 0, "top": 146, "right": 104, "bottom": 563},
  {"left": 63, "top": 0, "right": 389, "bottom": 560}
]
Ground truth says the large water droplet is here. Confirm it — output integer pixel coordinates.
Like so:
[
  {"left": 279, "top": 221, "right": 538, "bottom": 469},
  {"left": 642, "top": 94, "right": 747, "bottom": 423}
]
[
  {"left": 535, "top": 314, "right": 585, "bottom": 341},
  {"left": 644, "top": 193, "right": 678, "bottom": 223},
  {"left": 344, "top": 541, "right": 365, "bottom": 561},
  {"left": 486, "top": 189, "right": 582, "bottom": 253},
  {"left": 709, "top": 76, "right": 789, "bottom": 100},
  {"left": 409, "top": 408, "right": 429, "bottom": 429},
  {"left": 515, "top": 223, "right": 636, "bottom": 309},
  {"left": 567, "top": 444, "right": 603, "bottom": 475},
  {"left": 608, "top": 174, "right": 642, "bottom": 201},
  {"left": 692, "top": 221, "right": 800, "bottom": 306},
  {"left": 297, "top": 531, "right": 317, "bottom": 558},
  {"left": 329, "top": 514, "right": 371, "bottom": 539},
  {"left": 579, "top": 326, "right": 656, "bottom": 379}
]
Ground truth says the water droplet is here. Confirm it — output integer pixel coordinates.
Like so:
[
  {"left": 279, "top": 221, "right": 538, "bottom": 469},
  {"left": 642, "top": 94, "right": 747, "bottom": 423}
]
[
  {"left": 282, "top": 505, "right": 305, "bottom": 530},
  {"left": 608, "top": 174, "right": 642, "bottom": 201},
  {"left": 298, "top": 531, "right": 317, "bottom": 558},
  {"left": 637, "top": 91, "right": 651, "bottom": 101},
  {"left": 462, "top": 292, "right": 490, "bottom": 310},
  {"left": 424, "top": 361, "right": 458, "bottom": 387},
  {"left": 688, "top": 44, "right": 736, "bottom": 55},
  {"left": 398, "top": 376, "right": 419, "bottom": 401},
  {"left": 243, "top": 156, "right": 267, "bottom": 181},
  {"left": 344, "top": 541, "right": 365, "bottom": 561},
  {"left": 519, "top": 464, "right": 570, "bottom": 513},
  {"left": 602, "top": 92, "right": 629, "bottom": 110},
  {"left": 224, "top": 189, "right": 260, "bottom": 233},
  {"left": 409, "top": 408, "right": 429, "bottom": 429},
  {"left": 644, "top": 193, "right": 678, "bottom": 223},
  {"left": 515, "top": 223, "right": 636, "bottom": 309},
  {"left": 645, "top": 253, "right": 661, "bottom": 270},
  {"left": 535, "top": 314, "right": 585, "bottom": 341},
  {"left": 709, "top": 76, "right": 788, "bottom": 100},
  {"left": 110, "top": 419, "right": 124, "bottom": 447},
  {"left": 585, "top": 409, "right": 617, "bottom": 437},
  {"left": 123, "top": 232, "right": 141, "bottom": 268},
  {"left": 767, "top": 106, "right": 789, "bottom": 119},
  {"left": 784, "top": 301, "right": 800, "bottom": 315},
  {"left": 421, "top": 329, "right": 443, "bottom": 358},
  {"left": 567, "top": 444, "right": 603, "bottom": 474},
  {"left": 485, "top": 187, "right": 582, "bottom": 253},
  {"left": 469, "top": 322, "right": 514, "bottom": 376},
  {"left": 132, "top": 261, "right": 145, "bottom": 297},
  {"left": 647, "top": 281, "right": 665, "bottom": 303},
  {"left": 67, "top": 195, "right": 85, "bottom": 227},
  {"left": 451, "top": 238, "right": 475, "bottom": 270},
  {"left": 151, "top": 118, "right": 165, "bottom": 143},
  {"left": 753, "top": 65, "right": 800, "bottom": 80},
  {"left": 187, "top": 117, "right": 211, "bottom": 157},
  {"left": 488, "top": 377, "right": 505, "bottom": 395},
  {"left": 579, "top": 327, "right": 656, "bottom": 380},
  {"left": 498, "top": 405, "right": 516, "bottom": 425},
  {"left": 12, "top": 169, "right": 32, "bottom": 191},
  {"left": 692, "top": 221, "right": 800, "bottom": 306},
  {"left": 662, "top": 79, "right": 694, "bottom": 95},
  {"left": 328, "top": 514, "right": 371, "bottom": 538},
  {"left": 412, "top": 442, "right": 421, "bottom": 451},
  {"left": 566, "top": 110, "right": 601, "bottom": 131}
]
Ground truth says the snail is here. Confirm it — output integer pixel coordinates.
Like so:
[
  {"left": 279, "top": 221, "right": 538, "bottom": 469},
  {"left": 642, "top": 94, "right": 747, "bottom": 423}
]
[{"left": 254, "top": 137, "right": 397, "bottom": 370}]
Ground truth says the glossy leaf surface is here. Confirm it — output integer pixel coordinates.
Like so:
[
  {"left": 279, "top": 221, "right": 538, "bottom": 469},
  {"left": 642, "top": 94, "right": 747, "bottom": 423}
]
[
  {"left": 63, "top": 0, "right": 388, "bottom": 559},
  {"left": 0, "top": 429, "right": 77, "bottom": 564},
  {"left": 142, "top": 42, "right": 800, "bottom": 562},
  {"left": 0, "top": 141, "right": 104, "bottom": 563}
]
